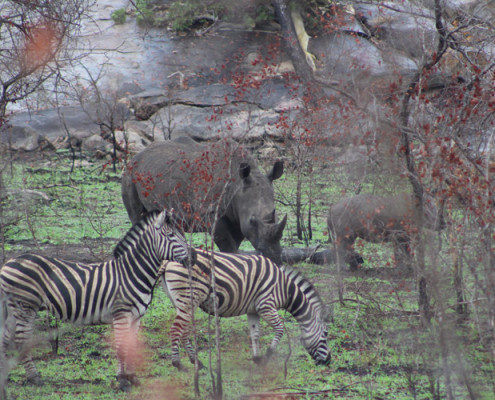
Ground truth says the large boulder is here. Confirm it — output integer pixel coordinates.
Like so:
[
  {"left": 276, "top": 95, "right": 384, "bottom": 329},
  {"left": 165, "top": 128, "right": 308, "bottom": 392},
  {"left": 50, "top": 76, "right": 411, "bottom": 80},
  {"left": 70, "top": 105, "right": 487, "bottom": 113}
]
[
  {"left": 149, "top": 103, "right": 283, "bottom": 141},
  {"left": 0, "top": 125, "right": 44, "bottom": 151}
]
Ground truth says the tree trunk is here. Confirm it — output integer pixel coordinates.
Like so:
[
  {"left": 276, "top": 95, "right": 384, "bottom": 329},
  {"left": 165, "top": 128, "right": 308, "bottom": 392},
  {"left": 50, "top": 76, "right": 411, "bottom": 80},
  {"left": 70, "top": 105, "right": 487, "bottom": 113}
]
[{"left": 271, "top": 0, "right": 314, "bottom": 82}]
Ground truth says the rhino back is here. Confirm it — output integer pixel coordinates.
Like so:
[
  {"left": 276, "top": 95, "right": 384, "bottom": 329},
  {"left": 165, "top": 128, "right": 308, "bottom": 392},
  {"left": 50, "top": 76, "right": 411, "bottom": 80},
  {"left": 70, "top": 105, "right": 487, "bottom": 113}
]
[
  {"left": 122, "top": 137, "right": 254, "bottom": 228},
  {"left": 328, "top": 194, "right": 415, "bottom": 242}
]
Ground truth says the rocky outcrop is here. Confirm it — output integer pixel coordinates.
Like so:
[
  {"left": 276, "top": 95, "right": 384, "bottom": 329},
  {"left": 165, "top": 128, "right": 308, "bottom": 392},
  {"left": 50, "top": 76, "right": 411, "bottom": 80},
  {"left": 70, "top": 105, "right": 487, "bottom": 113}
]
[{"left": 0, "top": 0, "right": 485, "bottom": 156}]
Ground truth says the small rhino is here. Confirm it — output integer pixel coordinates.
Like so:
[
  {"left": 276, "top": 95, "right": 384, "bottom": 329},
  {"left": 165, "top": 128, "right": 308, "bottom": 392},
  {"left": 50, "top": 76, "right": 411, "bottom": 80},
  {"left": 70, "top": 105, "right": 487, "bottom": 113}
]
[{"left": 327, "top": 193, "right": 444, "bottom": 271}]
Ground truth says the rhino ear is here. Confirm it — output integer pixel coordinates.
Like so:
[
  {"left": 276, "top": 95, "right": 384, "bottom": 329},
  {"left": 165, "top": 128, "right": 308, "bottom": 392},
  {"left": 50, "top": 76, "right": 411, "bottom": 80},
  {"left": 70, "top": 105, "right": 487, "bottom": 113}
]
[
  {"left": 267, "top": 160, "right": 283, "bottom": 182},
  {"left": 239, "top": 162, "right": 251, "bottom": 180}
]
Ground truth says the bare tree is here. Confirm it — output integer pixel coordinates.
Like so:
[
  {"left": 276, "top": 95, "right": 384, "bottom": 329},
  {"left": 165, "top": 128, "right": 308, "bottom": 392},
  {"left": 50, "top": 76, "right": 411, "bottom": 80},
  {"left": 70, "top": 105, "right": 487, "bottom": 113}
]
[
  {"left": 0, "top": 0, "right": 92, "bottom": 123},
  {"left": 69, "top": 65, "right": 131, "bottom": 171}
]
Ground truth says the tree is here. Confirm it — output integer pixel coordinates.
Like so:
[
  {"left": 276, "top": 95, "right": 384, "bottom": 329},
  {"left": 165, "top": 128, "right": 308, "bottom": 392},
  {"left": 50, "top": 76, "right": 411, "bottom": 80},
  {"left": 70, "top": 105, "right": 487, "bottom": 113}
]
[{"left": 0, "top": 0, "right": 92, "bottom": 124}]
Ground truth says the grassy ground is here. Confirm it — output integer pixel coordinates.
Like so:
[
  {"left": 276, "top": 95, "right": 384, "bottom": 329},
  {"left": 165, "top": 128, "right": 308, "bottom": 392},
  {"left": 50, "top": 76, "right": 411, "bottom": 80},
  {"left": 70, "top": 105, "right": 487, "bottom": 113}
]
[{"left": 1, "top": 151, "right": 494, "bottom": 399}]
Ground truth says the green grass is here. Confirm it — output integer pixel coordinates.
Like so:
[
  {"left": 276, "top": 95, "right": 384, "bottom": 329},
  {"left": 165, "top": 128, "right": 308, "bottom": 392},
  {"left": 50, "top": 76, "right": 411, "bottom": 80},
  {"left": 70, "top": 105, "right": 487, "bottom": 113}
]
[
  {"left": 1, "top": 156, "right": 209, "bottom": 256},
  {"left": 3, "top": 284, "right": 461, "bottom": 399},
  {"left": 1, "top": 287, "right": 423, "bottom": 399},
  {"left": 2, "top": 153, "right": 495, "bottom": 399},
  {"left": 2, "top": 160, "right": 127, "bottom": 245}
]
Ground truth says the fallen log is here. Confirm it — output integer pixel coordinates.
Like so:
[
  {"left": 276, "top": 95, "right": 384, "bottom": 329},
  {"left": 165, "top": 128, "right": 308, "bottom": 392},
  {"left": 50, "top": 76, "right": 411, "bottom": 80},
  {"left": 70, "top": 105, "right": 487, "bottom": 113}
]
[
  {"left": 281, "top": 246, "right": 332, "bottom": 265},
  {"left": 239, "top": 247, "right": 333, "bottom": 265}
]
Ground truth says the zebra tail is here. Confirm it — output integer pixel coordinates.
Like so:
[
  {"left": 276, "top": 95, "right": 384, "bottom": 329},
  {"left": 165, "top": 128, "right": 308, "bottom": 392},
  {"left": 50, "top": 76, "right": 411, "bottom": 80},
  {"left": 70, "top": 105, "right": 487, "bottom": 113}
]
[
  {"left": 0, "top": 287, "right": 6, "bottom": 333},
  {"left": 0, "top": 286, "right": 8, "bottom": 400}
]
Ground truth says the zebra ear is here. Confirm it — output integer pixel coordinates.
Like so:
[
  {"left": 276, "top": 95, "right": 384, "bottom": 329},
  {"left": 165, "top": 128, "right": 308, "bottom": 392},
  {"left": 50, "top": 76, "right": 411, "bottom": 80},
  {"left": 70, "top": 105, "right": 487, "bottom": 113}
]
[{"left": 154, "top": 210, "right": 169, "bottom": 229}]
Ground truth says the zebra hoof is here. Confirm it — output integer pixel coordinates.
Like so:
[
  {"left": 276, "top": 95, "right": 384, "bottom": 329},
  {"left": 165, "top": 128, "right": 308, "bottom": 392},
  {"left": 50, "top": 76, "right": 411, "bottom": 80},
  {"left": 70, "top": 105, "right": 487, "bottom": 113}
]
[
  {"left": 252, "top": 356, "right": 266, "bottom": 365},
  {"left": 117, "top": 373, "right": 140, "bottom": 392},
  {"left": 128, "top": 374, "right": 141, "bottom": 386},
  {"left": 27, "top": 373, "right": 43, "bottom": 386},
  {"left": 190, "top": 360, "right": 205, "bottom": 370},
  {"left": 118, "top": 379, "right": 132, "bottom": 393},
  {"left": 172, "top": 360, "right": 188, "bottom": 372}
]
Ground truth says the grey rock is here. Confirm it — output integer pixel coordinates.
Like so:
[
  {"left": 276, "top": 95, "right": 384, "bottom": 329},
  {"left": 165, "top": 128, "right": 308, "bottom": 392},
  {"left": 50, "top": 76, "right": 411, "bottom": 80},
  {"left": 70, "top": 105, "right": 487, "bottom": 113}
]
[{"left": 0, "top": 125, "right": 43, "bottom": 151}]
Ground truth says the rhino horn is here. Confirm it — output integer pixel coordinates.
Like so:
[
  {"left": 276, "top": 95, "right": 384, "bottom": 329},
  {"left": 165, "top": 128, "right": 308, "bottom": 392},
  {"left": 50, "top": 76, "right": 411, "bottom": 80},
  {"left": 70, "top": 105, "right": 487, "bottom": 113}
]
[
  {"left": 263, "top": 210, "right": 276, "bottom": 224},
  {"left": 268, "top": 214, "right": 287, "bottom": 241}
]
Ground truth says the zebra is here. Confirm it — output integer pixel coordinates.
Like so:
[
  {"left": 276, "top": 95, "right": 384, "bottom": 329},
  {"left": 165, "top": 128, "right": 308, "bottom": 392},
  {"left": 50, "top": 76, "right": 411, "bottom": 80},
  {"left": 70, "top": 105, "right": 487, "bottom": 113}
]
[
  {"left": 0, "top": 210, "right": 196, "bottom": 394},
  {"left": 161, "top": 249, "right": 331, "bottom": 371}
]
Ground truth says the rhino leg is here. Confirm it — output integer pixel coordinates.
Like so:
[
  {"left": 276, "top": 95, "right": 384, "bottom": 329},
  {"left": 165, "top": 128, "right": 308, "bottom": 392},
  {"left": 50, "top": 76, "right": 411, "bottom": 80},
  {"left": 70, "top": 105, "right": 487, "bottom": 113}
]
[
  {"left": 347, "top": 250, "right": 364, "bottom": 270},
  {"left": 335, "top": 237, "right": 363, "bottom": 271},
  {"left": 393, "top": 237, "right": 414, "bottom": 272},
  {"left": 121, "top": 176, "right": 146, "bottom": 225},
  {"left": 213, "top": 217, "right": 243, "bottom": 253}
]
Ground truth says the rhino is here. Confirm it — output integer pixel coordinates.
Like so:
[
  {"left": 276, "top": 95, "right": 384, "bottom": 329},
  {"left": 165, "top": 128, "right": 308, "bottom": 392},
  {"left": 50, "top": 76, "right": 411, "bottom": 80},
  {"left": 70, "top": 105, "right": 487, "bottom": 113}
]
[
  {"left": 327, "top": 193, "right": 444, "bottom": 271},
  {"left": 121, "top": 136, "right": 286, "bottom": 264}
]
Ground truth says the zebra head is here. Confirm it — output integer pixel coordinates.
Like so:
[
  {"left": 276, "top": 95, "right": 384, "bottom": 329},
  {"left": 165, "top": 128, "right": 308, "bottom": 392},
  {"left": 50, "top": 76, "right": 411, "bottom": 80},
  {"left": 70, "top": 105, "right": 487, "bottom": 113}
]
[
  {"left": 153, "top": 210, "right": 197, "bottom": 266},
  {"left": 300, "top": 318, "right": 331, "bottom": 366},
  {"left": 299, "top": 302, "right": 331, "bottom": 366}
]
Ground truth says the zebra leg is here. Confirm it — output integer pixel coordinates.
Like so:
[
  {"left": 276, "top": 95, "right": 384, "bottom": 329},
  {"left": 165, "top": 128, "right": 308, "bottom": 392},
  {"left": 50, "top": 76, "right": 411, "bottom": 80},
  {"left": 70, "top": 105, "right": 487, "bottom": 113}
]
[
  {"left": 164, "top": 270, "right": 208, "bottom": 372},
  {"left": 125, "top": 318, "right": 141, "bottom": 385},
  {"left": 170, "top": 313, "right": 190, "bottom": 371},
  {"left": 10, "top": 303, "right": 42, "bottom": 385},
  {"left": 113, "top": 314, "right": 141, "bottom": 392},
  {"left": 0, "top": 349, "right": 6, "bottom": 400},
  {"left": 257, "top": 305, "right": 284, "bottom": 363},
  {"left": 0, "top": 302, "right": 14, "bottom": 398},
  {"left": 247, "top": 313, "right": 263, "bottom": 364},
  {"left": 0, "top": 348, "right": 6, "bottom": 400},
  {"left": 183, "top": 337, "right": 204, "bottom": 369}
]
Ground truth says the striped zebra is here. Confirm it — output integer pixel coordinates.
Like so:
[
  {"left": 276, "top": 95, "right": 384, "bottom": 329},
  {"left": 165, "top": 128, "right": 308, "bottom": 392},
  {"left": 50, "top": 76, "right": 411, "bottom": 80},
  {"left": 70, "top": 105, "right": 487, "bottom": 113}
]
[
  {"left": 161, "top": 249, "right": 331, "bottom": 371},
  {"left": 0, "top": 210, "right": 195, "bottom": 394}
]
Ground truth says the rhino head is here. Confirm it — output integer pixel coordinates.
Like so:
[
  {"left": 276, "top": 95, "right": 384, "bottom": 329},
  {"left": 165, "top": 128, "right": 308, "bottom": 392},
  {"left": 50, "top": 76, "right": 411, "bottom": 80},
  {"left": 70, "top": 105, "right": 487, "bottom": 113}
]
[{"left": 233, "top": 161, "right": 286, "bottom": 264}]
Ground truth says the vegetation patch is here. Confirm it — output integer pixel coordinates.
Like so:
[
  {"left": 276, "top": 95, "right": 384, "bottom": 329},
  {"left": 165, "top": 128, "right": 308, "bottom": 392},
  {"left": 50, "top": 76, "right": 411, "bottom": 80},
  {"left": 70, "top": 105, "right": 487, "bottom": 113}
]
[
  {"left": 0, "top": 151, "right": 494, "bottom": 399},
  {"left": 111, "top": 8, "right": 126, "bottom": 25}
]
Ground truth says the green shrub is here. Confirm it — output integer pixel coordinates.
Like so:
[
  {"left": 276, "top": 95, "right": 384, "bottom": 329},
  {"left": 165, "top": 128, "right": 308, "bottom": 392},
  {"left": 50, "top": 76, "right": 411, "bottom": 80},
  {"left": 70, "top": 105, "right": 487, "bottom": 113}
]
[
  {"left": 111, "top": 8, "right": 126, "bottom": 25},
  {"left": 168, "top": 0, "right": 224, "bottom": 32},
  {"left": 255, "top": 4, "right": 275, "bottom": 25},
  {"left": 168, "top": 0, "right": 202, "bottom": 32},
  {"left": 136, "top": 0, "right": 155, "bottom": 26}
]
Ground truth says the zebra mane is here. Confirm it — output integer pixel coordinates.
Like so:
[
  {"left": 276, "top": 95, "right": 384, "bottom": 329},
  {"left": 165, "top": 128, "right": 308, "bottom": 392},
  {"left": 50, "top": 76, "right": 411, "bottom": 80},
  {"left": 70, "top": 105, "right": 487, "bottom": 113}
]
[
  {"left": 113, "top": 211, "right": 161, "bottom": 259},
  {"left": 280, "top": 265, "right": 327, "bottom": 319}
]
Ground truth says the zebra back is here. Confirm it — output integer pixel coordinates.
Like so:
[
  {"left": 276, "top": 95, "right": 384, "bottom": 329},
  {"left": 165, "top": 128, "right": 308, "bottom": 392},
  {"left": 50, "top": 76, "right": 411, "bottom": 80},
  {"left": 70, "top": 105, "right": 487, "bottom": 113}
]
[
  {"left": 169, "top": 249, "right": 328, "bottom": 321},
  {"left": 113, "top": 211, "right": 160, "bottom": 259}
]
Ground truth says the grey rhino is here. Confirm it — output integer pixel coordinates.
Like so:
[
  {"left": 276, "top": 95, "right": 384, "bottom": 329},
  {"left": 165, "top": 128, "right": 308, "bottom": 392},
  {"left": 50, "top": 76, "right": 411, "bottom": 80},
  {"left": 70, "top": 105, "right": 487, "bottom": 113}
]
[
  {"left": 121, "top": 136, "right": 286, "bottom": 264},
  {"left": 327, "top": 193, "right": 444, "bottom": 271}
]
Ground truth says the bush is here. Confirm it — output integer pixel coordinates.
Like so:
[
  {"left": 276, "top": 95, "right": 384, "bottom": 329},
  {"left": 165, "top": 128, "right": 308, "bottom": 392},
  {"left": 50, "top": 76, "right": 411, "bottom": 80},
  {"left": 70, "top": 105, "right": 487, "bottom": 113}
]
[
  {"left": 168, "top": 0, "right": 224, "bottom": 32},
  {"left": 111, "top": 8, "right": 126, "bottom": 25},
  {"left": 136, "top": 0, "right": 155, "bottom": 26}
]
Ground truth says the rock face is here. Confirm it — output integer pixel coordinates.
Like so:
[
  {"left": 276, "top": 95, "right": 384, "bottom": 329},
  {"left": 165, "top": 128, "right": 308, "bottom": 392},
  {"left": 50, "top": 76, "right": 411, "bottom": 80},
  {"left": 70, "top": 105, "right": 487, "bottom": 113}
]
[{"left": 0, "top": 0, "right": 485, "bottom": 154}]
